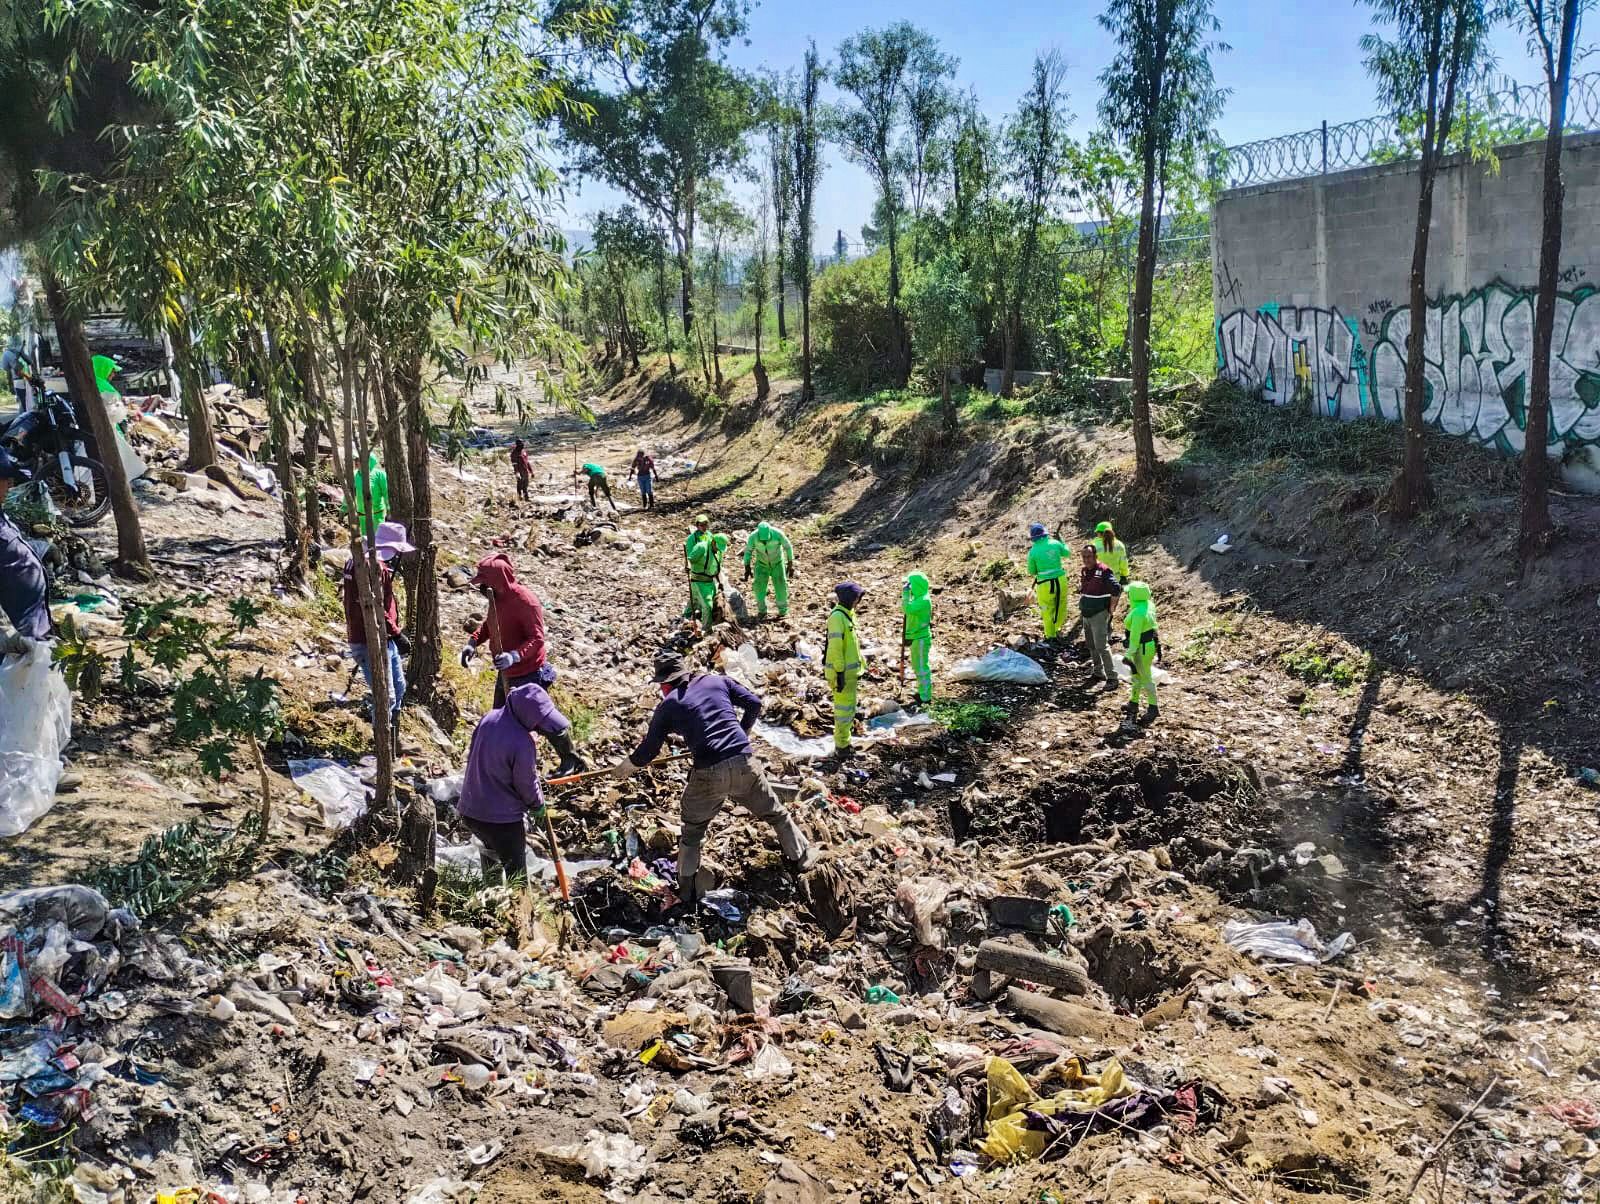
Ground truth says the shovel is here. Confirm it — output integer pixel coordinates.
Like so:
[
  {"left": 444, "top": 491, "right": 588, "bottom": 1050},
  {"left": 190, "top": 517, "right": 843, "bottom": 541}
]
[{"left": 543, "top": 750, "right": 693, "bottom": 788}]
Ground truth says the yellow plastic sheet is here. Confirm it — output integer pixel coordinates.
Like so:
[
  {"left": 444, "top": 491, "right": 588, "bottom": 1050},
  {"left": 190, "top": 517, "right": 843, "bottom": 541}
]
[{"left": 978, "top": 1055, "right": 1132, "bottom": 1163}]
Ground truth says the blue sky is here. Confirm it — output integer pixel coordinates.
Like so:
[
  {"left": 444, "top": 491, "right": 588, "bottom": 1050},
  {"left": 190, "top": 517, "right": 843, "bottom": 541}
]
[{"left": 557, "top": 0, "right": 1549, "bottom": 249}]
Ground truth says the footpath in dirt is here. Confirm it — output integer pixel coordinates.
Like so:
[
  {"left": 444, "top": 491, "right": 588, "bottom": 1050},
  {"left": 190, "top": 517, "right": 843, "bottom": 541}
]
[{"left": 3, "top": 366, "right": 1599, "bottom": 1204}]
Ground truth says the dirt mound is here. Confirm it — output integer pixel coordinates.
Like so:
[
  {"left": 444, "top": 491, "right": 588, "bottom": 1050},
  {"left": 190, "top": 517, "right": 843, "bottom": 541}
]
[{"left": 969, "top": 747, "right": 1264, "bottom": 850}]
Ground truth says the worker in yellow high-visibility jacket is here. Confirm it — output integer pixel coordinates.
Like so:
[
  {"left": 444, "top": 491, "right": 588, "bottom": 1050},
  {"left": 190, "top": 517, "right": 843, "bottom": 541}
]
[{"left": 825, "top": 582, "right": 865, "bottom": 753}]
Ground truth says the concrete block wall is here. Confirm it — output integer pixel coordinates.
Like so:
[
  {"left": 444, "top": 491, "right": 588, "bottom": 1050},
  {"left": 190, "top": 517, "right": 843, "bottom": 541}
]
[{"left": 1212, "top": 133, "right": 1600, "bottom": 453}]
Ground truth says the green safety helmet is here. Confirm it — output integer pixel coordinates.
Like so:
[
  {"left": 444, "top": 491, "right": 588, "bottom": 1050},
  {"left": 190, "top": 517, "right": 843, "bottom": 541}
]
[
  {"left": 1095, "top": 521, "right": 1113, "bottom": 535},
  {"left": 756, "top": 521, "right": 771, "bottom": 538},
  {"left": 712, "top": 533, "right": 729, "bottom": 552},
  {"left": 905, "top": 572, "right": 930, "bottom": 596},
  {"left": 1125, "top": 580, "right": 1151, "bottom": 605}
]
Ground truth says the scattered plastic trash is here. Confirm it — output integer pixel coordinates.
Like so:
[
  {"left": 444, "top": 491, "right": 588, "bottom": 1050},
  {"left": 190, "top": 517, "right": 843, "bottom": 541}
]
[
  {"left": 755, "top": 722, "right": 835, "bottom": 761},
  {"left": 864, "top": 984, "right": 902, "bottom": 1005},
  {"left": 1210, "top": 533, "right": 1233, "bottom": 553},
  {"left": 435, "top": 843, "right": 481, "bottom": 872},
  {"left": 1222, "top": 918, "right": 1354, "bottom": 966},
  {"left": 720, "top": 642, "right": 766, "bottom": 689},
  {"left": 866, "top": 708, "right": 937, "bottom": 733},
  {"left": 742, "top": 1043, "right": 794, "bottom": 1081},
  {"left": 425, "top": 772, "right": 465, "bottom": 803},
  {"left": 288, "top": 758, "right": 369, "bottom": 829},
  {"left": 0, "top": 641, "right": 72, "bottom": 836},
  {"left": 404, "top": 1178, "right": 482, "bottom": 1204},
  {"left": 794, "top": 640, "right": 820, "bottom": 662},
  {"left": 947, "top": 648, "right": 1048, "bottom": 685},
  {"left": 1578, "top": 767, "right": 1600, "bottom": 788},
  {"left": 699, "top": 889, "right": 748, "bottom": 924}
]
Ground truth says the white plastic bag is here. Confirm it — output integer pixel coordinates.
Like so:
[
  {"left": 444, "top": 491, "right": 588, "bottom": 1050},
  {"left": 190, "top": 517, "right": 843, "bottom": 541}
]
[
  {"left": 0, "top": 642, "right": 72, "bottom": 836},
  {"left": 288, "top": 758, "right": 369, "bottom": 829},
  {"left": 754, "top": 722, "right": 834, "bottom": 761},
  {"left": 720, "top": 642, "right": 766, "bottom": 688},
  {"left": 1222, "top": 918, "right": 1353, "bottom": 966},
  {"left": 946, "top": 647, "right": 1048, "bottom": 685}
]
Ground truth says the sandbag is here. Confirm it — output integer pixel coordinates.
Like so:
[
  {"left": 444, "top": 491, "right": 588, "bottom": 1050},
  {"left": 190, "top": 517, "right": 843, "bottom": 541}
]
[{"left": 0, "top": 642, "right": 71, "bottom": 837}]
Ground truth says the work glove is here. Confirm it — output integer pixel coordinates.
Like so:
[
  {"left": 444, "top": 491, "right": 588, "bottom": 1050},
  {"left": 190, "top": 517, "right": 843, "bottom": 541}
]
[
  {"left": 786, "top": 562, "right": 796, "bottom": 579},
  {"left": 1122, "top": 656, "right": 1133, "bottom": 670},
  {"left": 743, "top": 565, "right": 751, "bottom": 582},
  {"left": 827, "top": 672, "right": 840, "bottom": 693},
  {"left": 612, "top": 759, "right": 641, "bottom": 782},
  {"left": 459, "top": 643, "right": 477, "bottom": 669},
  {"left": 528, "top": 804, "right": 549, "bottom": 824},
  {"left": 392, "top": 632, "right": 411, "bottom": 657},
  {"left": 492, "top": 650, "right": 520, "bottom": 671}
]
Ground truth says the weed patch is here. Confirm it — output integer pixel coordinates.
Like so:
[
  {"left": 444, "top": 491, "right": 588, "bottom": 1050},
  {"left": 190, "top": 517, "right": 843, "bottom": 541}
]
[
  {"left": 928, "top": 698, "right": 1010, "bottom": 736},
  {"left": 1279, "top": 641, "right": 1369, "bottom": 688},
  {"left": 91, "top": 814, "right": 264, "bottom": 920}
]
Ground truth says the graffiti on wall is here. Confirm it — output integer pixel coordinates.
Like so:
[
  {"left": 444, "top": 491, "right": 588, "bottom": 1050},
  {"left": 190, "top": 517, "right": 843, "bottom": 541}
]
[{"left": 1215, "top": 282, "right": 1600, "bottom": 452}]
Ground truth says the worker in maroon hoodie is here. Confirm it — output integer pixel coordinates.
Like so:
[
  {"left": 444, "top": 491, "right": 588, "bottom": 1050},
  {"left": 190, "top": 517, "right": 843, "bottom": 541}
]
[{"left": 459, "top": 552, "right": 584, "bottom": 775}]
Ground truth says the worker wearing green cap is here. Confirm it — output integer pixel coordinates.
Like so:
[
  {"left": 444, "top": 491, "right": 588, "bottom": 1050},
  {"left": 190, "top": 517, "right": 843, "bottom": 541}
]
[
  {"left": 681, "top": 515, "right": 710, "bottom": 620},
  {"left": 1122, "top": 580, "right": 1161, "bottom": 725},
  {"left": 688, "top": 532, "right": 729, "bottom": 628},
  {"left": 346, "top": 451, "right": 389, "bottom": 538},
  {"left": 1025, "top": 522, "right": 1071, "bottom": 639},
  {"left": 1092, "top": 520, "right": 1131, "bottom": 584},
  {"left": 574, "top": 462, "right": 617, "bottom": 512},
  {"left": 741, "top": 521, "right": 795, "bottom": 619},
  {"left": 901, "top": 572, "right": 933, "bottom": 705}
]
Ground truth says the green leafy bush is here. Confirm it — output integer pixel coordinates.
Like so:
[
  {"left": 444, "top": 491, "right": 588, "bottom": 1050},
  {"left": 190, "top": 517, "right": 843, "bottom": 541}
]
[{"left": 814, "top": 250, "right": 899, "bottom": 392}]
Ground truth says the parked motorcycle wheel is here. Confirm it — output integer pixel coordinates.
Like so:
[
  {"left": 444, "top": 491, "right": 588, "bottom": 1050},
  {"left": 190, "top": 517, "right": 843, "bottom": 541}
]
[{"left": 40, "top": 454, "right": 112, "bottom": 527}]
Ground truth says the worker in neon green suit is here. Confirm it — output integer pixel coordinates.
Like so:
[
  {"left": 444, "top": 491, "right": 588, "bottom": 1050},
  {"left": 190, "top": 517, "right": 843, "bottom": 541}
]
[
  {"left": 1025, "top": 522, "right": 1071, "bottom": 639},
  {"left": 687, "top": 531, "right": 729, "bottom": 628},
  {"left": 348, "top": 451, "right": 389, "bottom": 538},
  {"left": 681, "top": 513, "right": 709, "bottom": 620},
  {"left": 901, "top": 572, "right": 933, "bottom": 706},
  {"left": 91, "top": 355, "right": 121, "bottom": 399},
  {"left": 741, "top": 521, "right": 795, "bottom": 619},
  {"left": 1122, "top": 580, "right": 1162, "bottom": 725},
  {"left": 1092, "top": 520, "right": 1131, "bottom": 583},
  {"left": 826, "top": 582, "right": 865, "bottom": 753}
]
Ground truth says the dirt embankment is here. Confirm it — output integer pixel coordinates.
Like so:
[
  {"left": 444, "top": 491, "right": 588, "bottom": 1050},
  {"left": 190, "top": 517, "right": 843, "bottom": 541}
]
[{"left": 7, "top": 360, "right": 1599, "bottom": 1203}]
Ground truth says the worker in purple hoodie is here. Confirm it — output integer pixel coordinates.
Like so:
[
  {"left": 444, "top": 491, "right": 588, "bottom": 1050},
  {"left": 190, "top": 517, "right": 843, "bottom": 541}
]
[{"left": 455, "top": 682, "right": 577, "bottom": 882}]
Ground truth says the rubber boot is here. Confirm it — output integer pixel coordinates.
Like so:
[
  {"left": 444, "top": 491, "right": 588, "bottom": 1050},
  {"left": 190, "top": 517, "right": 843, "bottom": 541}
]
[
  {"left": 547, "top": 728, "right": 587, "bottom": 778},
  {"left": 786, "top": 846, "right": 821, "bottom": 875},
  {"left": 389, "top": 714, "right": 401, "bottom": 761},
  {"left": 1122, "top": 701, "right": 1139, "bottom": 725},
  {"left": 1139, "top": 704, "right": 1160, "bottom": 727}
]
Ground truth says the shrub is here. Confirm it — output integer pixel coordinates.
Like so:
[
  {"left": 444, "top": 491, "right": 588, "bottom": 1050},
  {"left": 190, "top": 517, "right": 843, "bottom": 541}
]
[{"left": 814, "top": 249, "right": 899, "bottom": 392}]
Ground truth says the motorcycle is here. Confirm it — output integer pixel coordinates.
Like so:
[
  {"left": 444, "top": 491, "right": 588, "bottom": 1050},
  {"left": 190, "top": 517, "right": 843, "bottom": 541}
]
[{"left": 0, "top": 393, "right": 112, "bottom": 527}]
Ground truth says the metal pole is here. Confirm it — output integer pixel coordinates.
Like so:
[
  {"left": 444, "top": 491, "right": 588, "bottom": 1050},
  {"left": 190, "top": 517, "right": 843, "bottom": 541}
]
[{"left": 1321, "top": 121, "right": 1329, "bottom": 175}]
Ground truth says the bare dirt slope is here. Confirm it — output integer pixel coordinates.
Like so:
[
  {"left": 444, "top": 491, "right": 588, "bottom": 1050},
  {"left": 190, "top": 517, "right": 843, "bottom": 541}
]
[{"left": 4, "top": 364, "right": 1598, "bottom": 1204}]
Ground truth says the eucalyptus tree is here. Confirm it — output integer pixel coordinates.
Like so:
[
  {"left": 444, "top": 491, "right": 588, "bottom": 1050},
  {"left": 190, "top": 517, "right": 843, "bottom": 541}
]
[
  {"left": 555, "top": 0, "right": 757, "bottom": 340},
  {"left": 1362, "top": 0, "right": 1490, "bottom": 517},
  {"left": 1, "top": 0, "right": 152, "bottom": 577},
  {"left": 1509, "top": 0, "right": 1587, "bottom": 559},
  {"left": 833, "top": 23, "right": 954, "bottom": 386},
  {"left": 1100, "top": 0, "right": 1227, "bottom": 486},
  {"left": 790, "top": 42, "right": 826, "bottom": 402},
  {"left": 998, "top": 51, "right": 1071, "bottom": 397}
]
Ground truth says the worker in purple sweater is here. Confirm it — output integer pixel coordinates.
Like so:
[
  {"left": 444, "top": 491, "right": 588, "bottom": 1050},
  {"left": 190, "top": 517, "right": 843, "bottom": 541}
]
[
  {"left": 613, "top": 652, "right": 819, "bottom": 904},
  {"left": 455, "top": 682, "right": 574, "bottom": 882}
]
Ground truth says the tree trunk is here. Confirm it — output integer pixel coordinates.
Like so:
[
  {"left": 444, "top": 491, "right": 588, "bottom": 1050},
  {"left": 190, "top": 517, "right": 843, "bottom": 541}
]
[
  {"left": 1518, "top": 0, "right": 1579, "bottom": 565},
  {"left": 941, "top": 362, "right": 956, "bottom": 431},
  {"left": 42, "top": 271, "right": 150, "bottom": 579},
  {"left": 1000, "top": 314, "right": 1018, "bottom": 400},
  {"left": 297, "top": 348, "right": 324, "bottom": 545},
  {"left": 886, "top": 203, "right": 909, "bottom": 387},
  {"left": 175, "top": 335, "right": 219, "bottom": 473},
  {"left": 1128, "top": 146, "right": 1160, "bottom": 486},
  {"left": 1392, "top": 154, "right": 1440, "bottom": 520},
  {"left": 801, "top": 276, "right": 814, "bottom": 403},
  {"left": 377, "top": 366, "right": 414, "bottom": 529},
  {"left": 269, "top": 395, "right": 308, "bottom": 587},
  {"left": 776, "top": 256, "right": 788, "bottom": 342},
  {"left": 398, "top": 354, "right": 442, "bottom": 705}
]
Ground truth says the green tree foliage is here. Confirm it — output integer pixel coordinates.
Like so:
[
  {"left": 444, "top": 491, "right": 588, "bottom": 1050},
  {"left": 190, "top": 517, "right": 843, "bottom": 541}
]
[
  {"left": 1099, "top": 0, "right": 1227, "bottom": 485},
  {"left": 832, "top": 23, "right": 955, "bottom": 387},
  {"left": 814, "top": 250, "right": 899, "bottom": 391},
  {"left": 791, "top": 42, "right": 826, "bottom": 402},
  {"left": 554, "top": 0, "right": 756, "bottom": 340},
  {"left": 907, "top": 251, "right": 980, "bottom": 428},
  {"left": 1362, "top": 0, "right": 1490, "bottom": 517}
]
